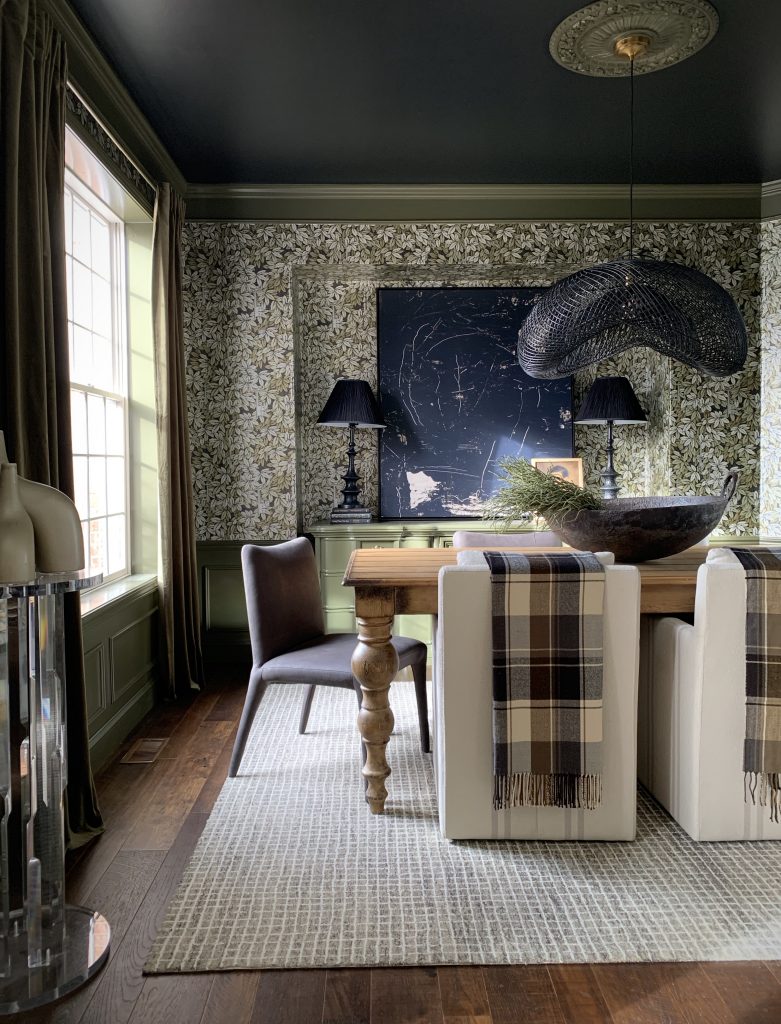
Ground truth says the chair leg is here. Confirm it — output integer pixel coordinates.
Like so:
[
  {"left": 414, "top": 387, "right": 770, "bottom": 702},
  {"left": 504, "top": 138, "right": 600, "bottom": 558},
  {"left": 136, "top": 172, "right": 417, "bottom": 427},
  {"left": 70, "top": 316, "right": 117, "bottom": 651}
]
[
  {"left": 412, "top": 658, "right": 430, "bottom": 753},
  {"left": 228, "top": 672, "right": 268, "bottom": 777},
  {"left": 299, "top": 684, "right": 317, "bottom": 734}
]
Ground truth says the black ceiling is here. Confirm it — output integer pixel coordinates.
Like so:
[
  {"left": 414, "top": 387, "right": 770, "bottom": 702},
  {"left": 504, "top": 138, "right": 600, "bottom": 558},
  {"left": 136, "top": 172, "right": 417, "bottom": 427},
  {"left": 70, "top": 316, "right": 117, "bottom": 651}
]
[{"left": 67, "top": 0, "right": 781, "bottom": 185}]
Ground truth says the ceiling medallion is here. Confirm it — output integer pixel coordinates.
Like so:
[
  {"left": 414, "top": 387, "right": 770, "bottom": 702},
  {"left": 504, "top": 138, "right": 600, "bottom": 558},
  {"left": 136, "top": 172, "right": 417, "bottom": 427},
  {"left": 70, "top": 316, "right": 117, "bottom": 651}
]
[{"left": 549, "top": 0, "right": 719, "bottom": 77}]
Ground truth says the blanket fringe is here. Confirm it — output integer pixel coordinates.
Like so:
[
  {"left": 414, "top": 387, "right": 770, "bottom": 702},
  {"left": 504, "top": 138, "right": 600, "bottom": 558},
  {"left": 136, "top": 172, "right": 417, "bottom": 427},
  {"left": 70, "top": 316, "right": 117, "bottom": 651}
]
[
  {"left": 493, "top": 772, "right": 602, "bottom": 811},
  {"left": 744, "top": 771, "right": 781, "bottom": 823}
]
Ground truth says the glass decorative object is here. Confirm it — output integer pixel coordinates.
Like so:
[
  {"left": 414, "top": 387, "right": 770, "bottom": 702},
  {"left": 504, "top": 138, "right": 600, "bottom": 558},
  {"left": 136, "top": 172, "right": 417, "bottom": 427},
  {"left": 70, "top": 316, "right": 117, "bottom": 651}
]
[{"left": 0, "top": 570, "right": 109, "bottom": 1014}]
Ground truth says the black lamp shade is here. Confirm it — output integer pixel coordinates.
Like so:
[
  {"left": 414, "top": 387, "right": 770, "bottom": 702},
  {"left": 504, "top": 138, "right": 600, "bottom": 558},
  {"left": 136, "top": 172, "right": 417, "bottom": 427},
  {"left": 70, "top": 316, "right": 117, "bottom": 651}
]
[
  {"left": 317, "top": 379, "right": 386, "bottom": 429},
  {"left": 575, "top": 376, "right": 647, "bottom": 425}
]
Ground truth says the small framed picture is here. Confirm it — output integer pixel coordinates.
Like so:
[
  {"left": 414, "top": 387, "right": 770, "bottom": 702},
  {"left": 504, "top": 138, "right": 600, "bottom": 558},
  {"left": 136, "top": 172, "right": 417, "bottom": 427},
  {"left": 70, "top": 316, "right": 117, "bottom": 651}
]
[{"left": 531, "top": 457, "right": 584, "bottom": 488}]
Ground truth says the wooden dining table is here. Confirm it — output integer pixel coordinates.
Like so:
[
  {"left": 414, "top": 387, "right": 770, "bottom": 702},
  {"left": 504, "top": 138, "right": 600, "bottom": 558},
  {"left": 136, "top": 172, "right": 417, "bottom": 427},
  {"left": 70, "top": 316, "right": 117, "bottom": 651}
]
[{"left": 342, "top": 545, "right": 711, "bottom": 815}]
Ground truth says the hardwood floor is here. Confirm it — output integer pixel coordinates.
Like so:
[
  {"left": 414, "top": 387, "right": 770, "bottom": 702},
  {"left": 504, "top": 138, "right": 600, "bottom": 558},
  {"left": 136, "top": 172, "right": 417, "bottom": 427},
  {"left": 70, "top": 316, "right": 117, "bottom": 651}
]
[{"left": 17, "top": 666, "right": 781, "bottom": 1024}]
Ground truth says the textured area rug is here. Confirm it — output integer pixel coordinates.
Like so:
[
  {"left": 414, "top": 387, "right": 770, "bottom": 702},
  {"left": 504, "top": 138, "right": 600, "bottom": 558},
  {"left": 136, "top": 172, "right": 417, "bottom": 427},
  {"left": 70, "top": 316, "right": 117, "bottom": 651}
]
[{"left": 146, "top": 684, "right": 781, "bottom": 972}]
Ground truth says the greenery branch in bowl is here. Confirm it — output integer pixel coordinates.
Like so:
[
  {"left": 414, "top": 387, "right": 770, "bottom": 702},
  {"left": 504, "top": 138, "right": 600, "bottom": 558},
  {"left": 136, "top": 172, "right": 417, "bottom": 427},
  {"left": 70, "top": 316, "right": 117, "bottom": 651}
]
[
  {"left": 485, "top": 457, "right": 603, "bottom": 529},
  {"left": 485, "top": 456, "right": 740, "bottom": 562}
]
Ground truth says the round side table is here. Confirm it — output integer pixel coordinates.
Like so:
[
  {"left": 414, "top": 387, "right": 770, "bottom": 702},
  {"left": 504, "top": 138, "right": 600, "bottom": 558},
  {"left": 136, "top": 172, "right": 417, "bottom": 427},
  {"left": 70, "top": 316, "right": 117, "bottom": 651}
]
[{"left": 0, "top": 570, "right": 110, "bottom": 1013}]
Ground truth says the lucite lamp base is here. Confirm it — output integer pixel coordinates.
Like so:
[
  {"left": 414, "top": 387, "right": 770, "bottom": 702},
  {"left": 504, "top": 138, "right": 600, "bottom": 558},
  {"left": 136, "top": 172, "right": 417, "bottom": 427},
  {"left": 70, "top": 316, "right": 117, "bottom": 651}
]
[{"left": 0, "top": 905, "right": 110, "bottom": 1014}]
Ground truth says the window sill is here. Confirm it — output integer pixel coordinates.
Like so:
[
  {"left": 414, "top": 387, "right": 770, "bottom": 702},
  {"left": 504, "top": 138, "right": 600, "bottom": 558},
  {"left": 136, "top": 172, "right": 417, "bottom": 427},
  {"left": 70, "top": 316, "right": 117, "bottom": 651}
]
[{"left": 81, "top": 573, "right": 157, "bottom": 618}]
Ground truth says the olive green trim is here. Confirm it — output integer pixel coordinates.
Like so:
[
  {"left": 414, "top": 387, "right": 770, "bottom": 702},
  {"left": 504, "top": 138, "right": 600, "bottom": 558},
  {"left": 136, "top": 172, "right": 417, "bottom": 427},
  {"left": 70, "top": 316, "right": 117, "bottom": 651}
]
[
  {"left": 43, "top": 0, "right": 186, "bottom": 194},
  {"left": 761, "top": 180, "right": 781, "bottom": 221},
  {"left": 184, "top": 182, "right": 761, "bottom": 223}
]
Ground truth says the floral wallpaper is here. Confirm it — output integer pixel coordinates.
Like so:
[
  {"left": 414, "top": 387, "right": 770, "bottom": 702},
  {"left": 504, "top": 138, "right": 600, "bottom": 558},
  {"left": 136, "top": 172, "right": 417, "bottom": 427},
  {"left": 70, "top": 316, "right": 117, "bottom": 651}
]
[
  {"left": 761, "top": 218, "right": 781, "bottom": 537},
  {"left": 182, "top": 220, "right": 761, "bottom": 541}
]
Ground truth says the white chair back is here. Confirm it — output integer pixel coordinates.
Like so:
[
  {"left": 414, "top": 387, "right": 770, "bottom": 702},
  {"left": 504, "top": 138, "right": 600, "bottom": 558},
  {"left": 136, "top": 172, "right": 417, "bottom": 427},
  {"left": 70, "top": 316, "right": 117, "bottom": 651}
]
[
  {"left": 434, "top": 553, "right": 640, "bottom": 840},
  {"left": 639, "top": 547, "right": 781, "bottom": 840}
]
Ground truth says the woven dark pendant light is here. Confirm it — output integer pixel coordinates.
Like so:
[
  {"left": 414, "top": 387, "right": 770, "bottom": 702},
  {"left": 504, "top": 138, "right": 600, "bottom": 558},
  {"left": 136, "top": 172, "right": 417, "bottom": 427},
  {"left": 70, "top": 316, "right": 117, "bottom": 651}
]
[
  {"left": 520, "top": 11, "right": 747, "bottom": 381},
  {"left": 518, "top": 258, "right": 747, "bottom": 379}
]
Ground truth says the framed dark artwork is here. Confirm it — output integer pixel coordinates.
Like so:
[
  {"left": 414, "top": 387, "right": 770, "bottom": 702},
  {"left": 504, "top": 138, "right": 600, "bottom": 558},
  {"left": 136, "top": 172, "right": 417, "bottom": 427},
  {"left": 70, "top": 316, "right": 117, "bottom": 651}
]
[{"left": 377, "top": 287, "right": 573, "bottom": 519}]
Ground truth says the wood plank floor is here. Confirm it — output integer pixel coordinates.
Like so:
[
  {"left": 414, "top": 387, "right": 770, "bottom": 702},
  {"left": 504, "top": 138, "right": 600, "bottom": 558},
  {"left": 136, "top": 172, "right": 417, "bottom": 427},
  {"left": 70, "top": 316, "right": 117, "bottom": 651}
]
[{"left": 17, "top": 665, "right": 781, "bottom": 1024}]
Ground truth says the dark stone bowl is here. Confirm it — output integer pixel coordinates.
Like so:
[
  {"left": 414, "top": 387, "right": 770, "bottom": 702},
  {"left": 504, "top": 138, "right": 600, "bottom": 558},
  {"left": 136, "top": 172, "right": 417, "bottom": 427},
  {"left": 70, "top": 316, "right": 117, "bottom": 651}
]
[{"left": 548, "top": 470, "right": 739, "bottom": 563}]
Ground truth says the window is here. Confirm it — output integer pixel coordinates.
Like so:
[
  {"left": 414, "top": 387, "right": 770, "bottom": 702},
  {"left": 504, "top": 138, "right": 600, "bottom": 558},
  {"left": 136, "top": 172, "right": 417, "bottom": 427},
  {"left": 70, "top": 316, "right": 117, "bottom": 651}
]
[{"left": 64, "top": 174, "right": 129, "bottom": 582}]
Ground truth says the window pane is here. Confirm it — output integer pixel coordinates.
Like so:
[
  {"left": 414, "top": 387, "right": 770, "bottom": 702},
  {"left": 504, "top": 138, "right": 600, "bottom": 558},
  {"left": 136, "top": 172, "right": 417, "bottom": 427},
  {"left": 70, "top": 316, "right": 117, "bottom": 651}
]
[
  {"left": 88, "top": 456, "right": 106, "bottom": 517},
  {"left": 105, "top": 400, "right": 124, "bottom": 456},
  {"left": 71, "top": 390, "right": 88, "bottom": 454},
  {"left": 92, "top": 334, "right": 113, "bottom": 392},
  {"left": 81, "top": 521, "right": 89, "bottom": 566},
  {"left": 106, "top": 457, "right": 125, "bottom": 515},
  {"left": 73, "top": 456, "right": 89, "bottom": 519},
  {"left": 107, "top": 515, "right": 126, "bottom": 576},
  {"left": 64, "top": 190, "right": 73, "bottom": 254},
  {"left": 92, "top": 275, "right": 111, "bottom": 339},
  {"left": 73, "top": 198, "right": 91, "bottom": 264},
  {"left": 72, "top": 325, "right": 92, "bottom": 387},
  {"left": 72, "top": 261, "right": 92, "bottom": 328},
  {"left": 91, "top": 215, "right": 110, "bottom": 272},
  {"left": 87, "top": 393, "right": 106, "bottom": 455},
  {"left": 88, "top": 518, "right": 106, "bottom": 575}
]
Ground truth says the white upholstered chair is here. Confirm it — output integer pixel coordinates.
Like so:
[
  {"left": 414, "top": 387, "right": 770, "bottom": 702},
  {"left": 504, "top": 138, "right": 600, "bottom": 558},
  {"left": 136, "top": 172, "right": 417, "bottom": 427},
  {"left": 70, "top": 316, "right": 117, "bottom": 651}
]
[
  {"left": 451, "top": 530, "right": 562, "bottom": 548},
  {"left": 433, "top": 551, "right": 641, "bottom": 840},
  {"left": 638, "top": 547, "right": 781, "bottom": 841}
]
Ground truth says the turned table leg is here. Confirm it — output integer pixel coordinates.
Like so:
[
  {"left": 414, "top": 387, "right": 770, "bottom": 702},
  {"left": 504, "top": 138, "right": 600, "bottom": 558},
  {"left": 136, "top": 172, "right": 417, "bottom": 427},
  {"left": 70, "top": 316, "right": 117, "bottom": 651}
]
[{"left": 351, "top": 589, "right": 398, "bottom": 814}]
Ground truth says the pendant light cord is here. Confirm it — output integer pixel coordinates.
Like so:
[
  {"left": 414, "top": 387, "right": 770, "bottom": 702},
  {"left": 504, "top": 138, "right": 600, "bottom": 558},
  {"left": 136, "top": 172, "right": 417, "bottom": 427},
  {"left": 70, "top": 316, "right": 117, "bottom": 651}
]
[{"left": 629, "top": 55, "right": 635, "bottom": 261}]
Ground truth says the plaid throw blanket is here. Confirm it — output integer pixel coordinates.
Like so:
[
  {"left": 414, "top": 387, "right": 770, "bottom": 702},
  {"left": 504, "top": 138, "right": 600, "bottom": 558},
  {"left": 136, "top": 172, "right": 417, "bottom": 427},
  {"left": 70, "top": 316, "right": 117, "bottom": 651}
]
[
  {"left": 731, "top": 548, "right": 781, "bottom": 822},
  {"left": 483, "top": 551, "right": 605, "bottom": 811}
]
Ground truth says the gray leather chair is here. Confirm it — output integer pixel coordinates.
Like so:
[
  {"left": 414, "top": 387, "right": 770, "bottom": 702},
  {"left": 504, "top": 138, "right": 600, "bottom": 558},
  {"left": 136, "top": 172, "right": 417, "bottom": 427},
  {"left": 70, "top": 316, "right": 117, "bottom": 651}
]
[{"left": 228, "top": 537, "right": 429, "bottom": 777}]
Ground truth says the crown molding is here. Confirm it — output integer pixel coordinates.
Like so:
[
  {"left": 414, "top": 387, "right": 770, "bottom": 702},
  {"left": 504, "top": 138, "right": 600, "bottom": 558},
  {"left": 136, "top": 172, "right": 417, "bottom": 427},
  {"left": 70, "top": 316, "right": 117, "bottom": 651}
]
[
  {"left": 185, "top": 182, "right": 760, "bottom": 222},
  {"left": 761, "top": 179, "right": 781, "bottom": 221},
  {"left": 43, "top": 0, "right": 186, "bottom": 195}
]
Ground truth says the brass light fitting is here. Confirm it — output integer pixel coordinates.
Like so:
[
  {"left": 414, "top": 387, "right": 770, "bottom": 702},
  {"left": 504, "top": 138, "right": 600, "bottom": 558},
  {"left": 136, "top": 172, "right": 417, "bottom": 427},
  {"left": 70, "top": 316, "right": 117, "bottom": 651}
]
[{"left": 614, "top": 34, "right": 651, "bottom": 62}]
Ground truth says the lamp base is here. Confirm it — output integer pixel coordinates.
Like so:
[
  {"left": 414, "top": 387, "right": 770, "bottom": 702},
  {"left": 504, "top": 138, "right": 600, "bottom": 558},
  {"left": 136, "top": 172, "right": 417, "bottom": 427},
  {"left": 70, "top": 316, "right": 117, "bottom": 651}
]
[
  {"left": 598, "top": 468, "right": 620, "bottom": 501},
  {"left": 329, "top": 507, "right": 373, "bottom": 524}
]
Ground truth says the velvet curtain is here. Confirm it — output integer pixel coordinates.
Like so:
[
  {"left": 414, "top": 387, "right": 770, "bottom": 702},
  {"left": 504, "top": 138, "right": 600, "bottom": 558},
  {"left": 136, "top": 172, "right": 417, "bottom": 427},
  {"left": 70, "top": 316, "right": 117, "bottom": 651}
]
[
  {"left": 152, "top": 184, "right": 204, "bottom": 698},
  {"left": 0, "top": 0, "right": 103, "bottom": 846}
]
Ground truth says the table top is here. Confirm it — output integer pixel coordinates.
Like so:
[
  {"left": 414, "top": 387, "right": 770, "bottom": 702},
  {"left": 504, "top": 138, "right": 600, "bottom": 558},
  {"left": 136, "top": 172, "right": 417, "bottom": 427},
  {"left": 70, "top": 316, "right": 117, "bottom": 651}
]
[
  {"left": 342, "top": 545, "right": 711, "bottom": 588},
  {"left": 342, "top": 545, "right": 722, "bottom": 615}
]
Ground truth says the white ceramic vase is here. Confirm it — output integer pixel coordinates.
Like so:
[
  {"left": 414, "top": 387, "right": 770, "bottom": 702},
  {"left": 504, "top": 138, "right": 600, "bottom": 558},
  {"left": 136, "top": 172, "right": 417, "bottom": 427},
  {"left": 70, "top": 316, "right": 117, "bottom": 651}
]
[
  {"left": 0, "top": 432, "right": 85, "bottom": 573},
  {"left": 0, "top": 463, "right": 36, "bottom": 583}
]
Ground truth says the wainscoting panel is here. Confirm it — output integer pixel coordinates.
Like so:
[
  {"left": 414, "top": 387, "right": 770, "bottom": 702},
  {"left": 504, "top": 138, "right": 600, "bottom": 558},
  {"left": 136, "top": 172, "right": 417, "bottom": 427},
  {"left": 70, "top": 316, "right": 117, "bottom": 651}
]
[
  {"left": 82, "top": 579, "right": 159, "bottom": 771},
  {"left": 197, "top": 541, "right": 271, "bottom": 660},
  {"left": 83, "top": 643, "right": 107, "bottom": 728},
  {"left": 109, "top": 608, "right": 158, "bottom": 705}
]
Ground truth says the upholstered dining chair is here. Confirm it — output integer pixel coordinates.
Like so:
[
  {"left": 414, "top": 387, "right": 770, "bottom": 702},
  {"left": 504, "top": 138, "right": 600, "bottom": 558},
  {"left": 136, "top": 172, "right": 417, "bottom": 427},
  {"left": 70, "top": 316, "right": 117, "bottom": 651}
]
[
  {"left": 451, "top": 530, "right": 562, "bottom": 548},
  {"left": 228, "top": 537, "right": 429, "bottom": 777},
  {"left": 433, "top": 550, "right": 641, "bottom": 840},
  {"left": 638, "top": 547, "right": 781, "bottom": 840}
]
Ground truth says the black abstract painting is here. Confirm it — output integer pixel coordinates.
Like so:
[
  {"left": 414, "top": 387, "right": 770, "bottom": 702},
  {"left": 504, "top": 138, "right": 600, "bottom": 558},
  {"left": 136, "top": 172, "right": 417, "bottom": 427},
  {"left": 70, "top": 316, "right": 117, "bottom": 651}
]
[{"left": 377, "top": 288, "right": 573, "bottom": 519}]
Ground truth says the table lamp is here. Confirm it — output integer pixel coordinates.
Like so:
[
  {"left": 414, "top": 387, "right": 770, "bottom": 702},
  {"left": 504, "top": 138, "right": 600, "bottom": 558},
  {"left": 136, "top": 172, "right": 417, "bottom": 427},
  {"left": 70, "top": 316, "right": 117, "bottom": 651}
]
[
  {"left": 317, "top": 379, "right": 385, "bottom": 523},
  {"left": 574, "top": 376, "right": 646, "bottom": 500}
]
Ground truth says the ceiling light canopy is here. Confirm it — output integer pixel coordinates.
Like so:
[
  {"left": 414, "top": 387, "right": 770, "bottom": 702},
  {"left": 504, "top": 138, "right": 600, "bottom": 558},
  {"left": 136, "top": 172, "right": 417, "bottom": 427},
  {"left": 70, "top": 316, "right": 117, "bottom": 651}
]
[{"left": 519, "top": 0, "right": 747, "bottom": 381}]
